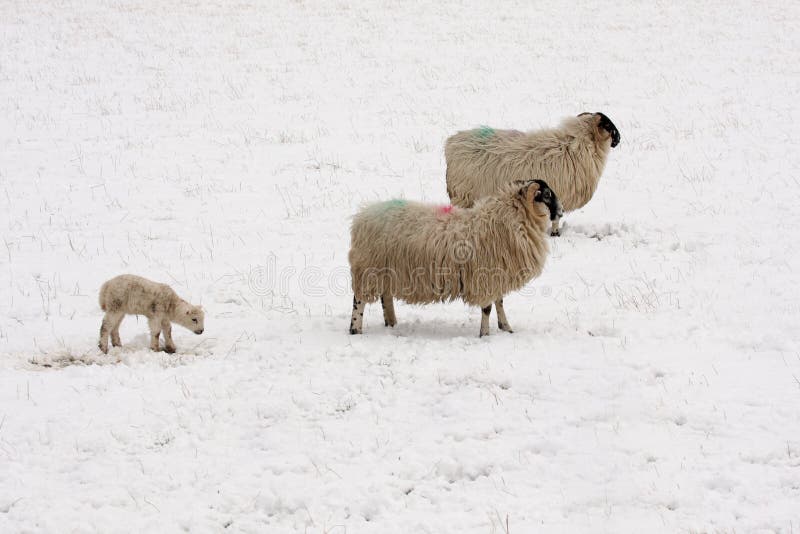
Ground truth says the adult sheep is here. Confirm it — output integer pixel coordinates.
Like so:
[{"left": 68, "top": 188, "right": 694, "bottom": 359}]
[
  {"left": 445, "top": 112, "right": 620, "bottom": 236},
  {"left": 348, "top": 179, "right": 562, "bottom": 337}
]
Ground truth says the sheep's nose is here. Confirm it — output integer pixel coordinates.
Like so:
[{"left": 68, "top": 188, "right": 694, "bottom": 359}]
[{"left": 195, "top": 329, "right": 204, "bottom": 335}]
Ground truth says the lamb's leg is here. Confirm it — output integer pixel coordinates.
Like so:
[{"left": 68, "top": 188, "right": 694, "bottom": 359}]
[
  {"left": 479, "top": 304, "right": 492, "bottom": 337},
  {"left": 350, "top": 296, "right": 366, "bottom": 334},
  {"left": 495, "top": 299, "right": 513, "bottom": 333},
  {"left": 110, "top": 313, "right": 125, "bottom": 347},
  {"left": 161, "top": 319, "right": 176, "bottom": 354},
  {"left": 148, "top": 316, "right": 162, "bottom": 352},
  {"left": 550, "top": 216, "right": 561, "bottom": 237},
  {"left": 381, "top": 294, "right": 397, "bottom": 327},
  {"left": 98, "top": 313, "right": 115, "bottom": 354}
]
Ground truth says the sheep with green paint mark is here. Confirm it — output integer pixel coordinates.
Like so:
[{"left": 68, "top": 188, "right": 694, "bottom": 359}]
[
  {"left": 445, "top": 112, "right": 620, "bottom": 236},
  {"left": 348, "top": 181, "right": 562, "bottom": 337}
]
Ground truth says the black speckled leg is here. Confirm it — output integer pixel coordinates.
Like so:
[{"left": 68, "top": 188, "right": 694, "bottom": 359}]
[{"left": 350, "top": 296, "right": 366, "bottom": 334}]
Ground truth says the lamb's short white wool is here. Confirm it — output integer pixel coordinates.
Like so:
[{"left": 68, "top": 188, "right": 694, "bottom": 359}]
[
  {"left": 98, "top": 274, "right": 204, "bottom": 354},
  {"left": 348, "top": 180, "right": 561, "bottom": 337},
  {"left": 445, "top": 112, "right": 620, "bottom": 236}
]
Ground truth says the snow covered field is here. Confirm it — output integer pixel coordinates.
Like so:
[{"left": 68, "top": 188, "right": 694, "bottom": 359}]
[{"left": 1, "top": 0, "right": 799, "bottom": 531}]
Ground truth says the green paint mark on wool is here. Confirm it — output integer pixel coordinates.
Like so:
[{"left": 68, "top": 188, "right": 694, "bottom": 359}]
[
  {"left": 476, "top": 125, "right": 495, "bottom": 139},
  {"left": 377, "top": 199, "right": 407, "bottom": 214}
]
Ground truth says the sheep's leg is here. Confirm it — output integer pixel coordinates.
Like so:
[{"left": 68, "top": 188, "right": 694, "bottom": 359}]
[
  {"left": 147, "top": 316, "right": 162, "bottom": 352},
  {"left": 495, "top": 299, "right": 513, "bottom": 333},
  {"left": 479, "top": 304, "right": 492, "bottom": 337},
  {"left": 98, "top": 313, "right": 117, "bottom": 354},
  {"left": 550, "top": 216, "right": 561, "bottom": 237},
  {"left": 381, "top": 294, "right": 397, "bottom": 327},
  {"left": 350, "top": 296, "right": 366, "bottom": 334},
  {"left": 161, "top": 319, "right": 176, "bottom": 354},
  {"left": 110, "top": 313, "right": 125, "bottom": 347}
]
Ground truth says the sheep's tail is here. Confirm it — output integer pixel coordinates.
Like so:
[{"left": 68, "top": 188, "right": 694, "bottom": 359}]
[
  {"left": 445, "top": 164, "right": 464, "bottom": 204},
  {"left": 445, "top": 164, "right": 454, "bottom": 199},
  {"left": 98, "top": 282, "right": 107, "bottom": 311}
]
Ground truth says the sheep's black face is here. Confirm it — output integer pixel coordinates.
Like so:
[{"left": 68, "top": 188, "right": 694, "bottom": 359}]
[
  {"left": 597, "top": 112, "right": 620, "bottom": 147},
  {"left": 578, "top": 112, "right": 621, "bottom": 147},
  {"left": 531, "top": 179, "right": 563, "bottom": 221}
]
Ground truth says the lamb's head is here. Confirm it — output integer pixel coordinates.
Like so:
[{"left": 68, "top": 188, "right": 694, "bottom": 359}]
[
  {"left": 520, "top": 179, "right": 563, "bottom": 222},
  {"left": 578, "top": 112, "right": 620, "bottom": 148},
  {"left": 176, "top": 303, "right": 205, "bottom": 334}
]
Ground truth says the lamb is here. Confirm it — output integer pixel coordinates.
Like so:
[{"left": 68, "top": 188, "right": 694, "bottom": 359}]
[
  {"left": 98, "top": 274, "right": 204, "bottom": 354},
  {"left": 348, "top": 179, "right": 562, "bottom": 337},
  {"left": 445, "top": 112, "right": 620, "bottom": 236}
]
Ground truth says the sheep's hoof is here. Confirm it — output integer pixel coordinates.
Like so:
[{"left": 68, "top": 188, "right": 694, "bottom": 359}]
[
  {"left": 99, "top": 344, "right": 108, "bottom": 354},
  {"left": 479, "top": 330, "right": 490, "bottom": 338},
  {"left": 550, "top": 229, "right": 561, "bottom": 237},
  {"left": 499, "top": 323, "right": 513, "bottom": 333},
  {"left": 164, "top": 346, "right": 176, "bottom": 354},
  {"left": 384, "top": 320, "right": 396, "bottom": 327},
  {"left": 112, "top": 341, "right": 121, "bottom": 347},
  {"left": 350, "top": 328, "right": 362, "bottom": 335}
]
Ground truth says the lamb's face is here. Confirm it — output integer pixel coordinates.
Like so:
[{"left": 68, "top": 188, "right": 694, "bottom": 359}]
[
  {"left": 578, "top": 112, "right": 621, "bottom": 147},
  {"left": 179, "top": 306, "right": 205, "bottom": 334}
]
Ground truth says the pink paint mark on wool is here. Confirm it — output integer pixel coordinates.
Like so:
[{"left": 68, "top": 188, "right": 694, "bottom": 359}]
[{"left": 438, "top": 205, "right": 454, "bottom": 215}]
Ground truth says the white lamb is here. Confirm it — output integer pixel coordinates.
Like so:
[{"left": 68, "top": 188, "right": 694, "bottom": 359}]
[{"left": 98, "top": 274, "right": 204, "bottom": 354}]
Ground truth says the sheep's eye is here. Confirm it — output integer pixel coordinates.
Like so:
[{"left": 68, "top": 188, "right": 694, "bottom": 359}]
[{"left": 192, "top": 318, "right": 198, "bottom": 323}]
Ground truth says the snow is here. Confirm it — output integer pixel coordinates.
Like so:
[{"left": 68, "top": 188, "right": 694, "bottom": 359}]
[{"left": 1, "top": 0, "right": 799, "bottom": 532}]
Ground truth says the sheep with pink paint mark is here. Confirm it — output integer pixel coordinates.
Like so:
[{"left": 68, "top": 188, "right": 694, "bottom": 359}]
[{"left": 348, "top": 180, "right": 562, "bottom": 337}]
